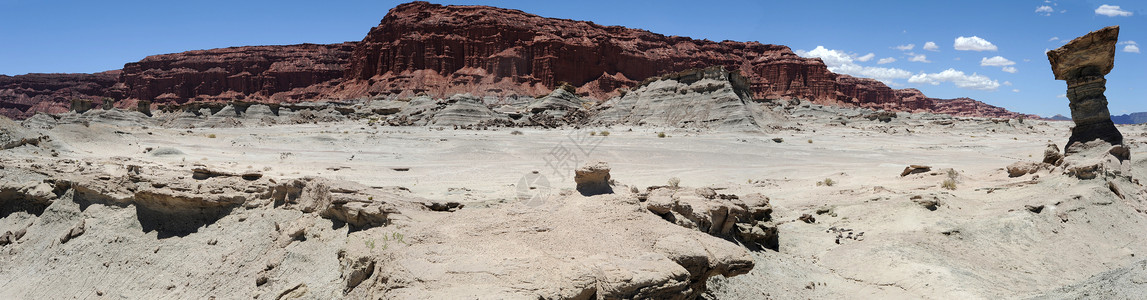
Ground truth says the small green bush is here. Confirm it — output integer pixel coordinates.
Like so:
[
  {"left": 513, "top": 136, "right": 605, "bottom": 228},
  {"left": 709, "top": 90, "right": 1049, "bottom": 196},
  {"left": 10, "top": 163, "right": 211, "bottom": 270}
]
[
  {"left": 600, "top": 131, "right": 610, "bottom": 136},
  {"left": 207, "top": 134, "right": 216, "bottom": 138},
  {"left": 817, "top": 178, "right": 835, "bottom": 187},
  {"left": 657, "top": 132, "right": 667, "bottom": 138}
]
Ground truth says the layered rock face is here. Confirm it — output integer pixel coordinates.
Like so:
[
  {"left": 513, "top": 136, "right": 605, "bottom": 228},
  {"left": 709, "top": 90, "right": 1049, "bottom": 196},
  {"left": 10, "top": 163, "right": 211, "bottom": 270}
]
[
  {"left": 339, "top": 1, "right": 1031, "bottom": 119},
  {"left": 0, "top": 71, "right": 120, "bottom": 119},
  {"left": 593, "top": 66, "right": 776, "bottom": 130},
  {"left": 119, "top": 43, "right": 357, "bottom": 105},
  {"left": 1047, "top": 26, "right": 1123, "bottom": 148}
]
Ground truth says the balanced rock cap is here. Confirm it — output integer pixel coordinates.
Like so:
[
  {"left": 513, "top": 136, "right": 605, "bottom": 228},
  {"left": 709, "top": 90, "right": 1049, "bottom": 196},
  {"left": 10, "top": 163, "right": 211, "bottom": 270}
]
[{"left": 1047, "top": 26, "right": 1119, "bottom": 81}]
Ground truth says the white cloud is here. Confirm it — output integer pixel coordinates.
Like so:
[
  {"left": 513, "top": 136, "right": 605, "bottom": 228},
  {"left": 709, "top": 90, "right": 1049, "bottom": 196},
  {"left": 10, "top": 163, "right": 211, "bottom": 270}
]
[
  {"left": 1125, "top": 44, "right": 1141, "bottom": 53},
  {"left": 980, "top": 56, "right": 1016, "bottom": 66},
  {"left": 1056, "top": 94, "right": 1067, "bottom": 98},
  {"left": 1002, "top": 66, "right": 1018, "bottom": 73},
  {"left": 895, "top": 44, "right": 915, "bottom": 51},
  {"left": 1012, "top": 89, "right": 1020, "bottom": 93},
  {"left": 908, "top": 54, "right": 931, "bottom": 63},
  {"left": 876, "top": 57, "right": 896, "bottom": 64},
  {"left": 954, "top": 36, "right": 998, "bottom": 51},
  {"left": 1003, "top": 81, "right": 1012, "bottom": 86},
  {"left": 855, "top": 53, "right": 875, "bottom": 62},
  {"left": 1049, "top": 36, "right": 1059, "bottom": 41},
  {"left": 1036, "top": 5, "right": 1054, "bottom": 16},
  {"left": 908, "top": 68, "right": 1000, "bottom": 91},
  {"left": 923, "top": 41, "right": 939, "bottom": 51},
  {"left": 796, "top": 46, "right": 913, "bottom": 84},
  {"left": 1096, "top": 4, "right": 1132, "bottom": 17}
]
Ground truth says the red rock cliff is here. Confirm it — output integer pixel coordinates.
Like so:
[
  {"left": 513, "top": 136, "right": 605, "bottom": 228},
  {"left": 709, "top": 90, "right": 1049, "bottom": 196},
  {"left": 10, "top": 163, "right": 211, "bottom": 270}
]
[
  {"left": 0, "top": 71, "right": 120, "bottom": 119},
  {"left": 338, "top": 1, "right": 1032, "bottom": 118},
  {"left": 119, "top": 43, "right": 356, "bottom": 105}
]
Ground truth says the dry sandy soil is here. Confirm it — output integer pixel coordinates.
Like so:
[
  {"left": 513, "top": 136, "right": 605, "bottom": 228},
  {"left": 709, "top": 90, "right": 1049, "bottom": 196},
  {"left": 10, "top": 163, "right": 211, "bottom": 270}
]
[{"left": 2, "top": 105, "right": 1146, "bottom": 299}]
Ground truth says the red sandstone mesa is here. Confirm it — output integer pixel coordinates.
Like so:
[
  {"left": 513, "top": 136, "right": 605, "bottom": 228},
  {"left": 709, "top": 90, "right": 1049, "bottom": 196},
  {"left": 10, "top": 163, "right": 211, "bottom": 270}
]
[
  {"left": 0, "top": 1, "right": 1034, "bottom": 119},
  {"left": 336, "top": 1, "right": 1033, "bottom": 118}
]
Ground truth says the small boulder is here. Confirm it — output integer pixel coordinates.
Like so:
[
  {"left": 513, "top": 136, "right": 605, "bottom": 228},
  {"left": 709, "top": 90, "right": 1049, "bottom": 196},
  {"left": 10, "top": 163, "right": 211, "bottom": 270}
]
[
  {"left": 575, "top": 161, "right": 613, "bottom": 196},
  {"left": 1043, "top": 142, "right": 1064, "bottom": 166},
  {"left": 900, "top": 165, "right": 931, "bottom": 177},
  {"left": 1006, "top": 161, "right": 1042, "bottom": 177},
  {"left": 1109, "top": 145, "right": 1130, "bottom": 161}
]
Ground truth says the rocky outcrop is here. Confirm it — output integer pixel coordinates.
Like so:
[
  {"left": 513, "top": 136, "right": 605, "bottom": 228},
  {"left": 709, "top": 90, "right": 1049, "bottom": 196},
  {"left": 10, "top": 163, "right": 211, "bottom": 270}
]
[
  {"left": 338, "top": 1, "right": 1032, "bottom": 119},
  {"left": 0, "top": 136, "right": 755, "bottom": 299},
  {"left": 1047, "top": 26, "right": 1123, "bottom": 149},
  {"left": 0, "top": 71, "right": 120, "bottom": 119},
  {"left": 119, "top": 43, "right": 357, "bottom": 105},
  {"left": 644, "top": 187, "right": 778, "bottom": 251},
  {"left": 593, "top": 66, "right": 775, "bottom": 130}
]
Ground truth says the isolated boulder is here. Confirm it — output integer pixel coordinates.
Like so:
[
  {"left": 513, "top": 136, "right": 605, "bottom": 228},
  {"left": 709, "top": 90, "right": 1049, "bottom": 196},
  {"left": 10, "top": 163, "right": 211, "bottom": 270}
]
[
  {"left": 575, "top": 161, "right": 613, "bottom": 196},
  {"left": 1044, "top": 142, "right": 1064, "bottom": 166},
  {"left": 900, "top": 165, "right": 931, "bottom": 177}
]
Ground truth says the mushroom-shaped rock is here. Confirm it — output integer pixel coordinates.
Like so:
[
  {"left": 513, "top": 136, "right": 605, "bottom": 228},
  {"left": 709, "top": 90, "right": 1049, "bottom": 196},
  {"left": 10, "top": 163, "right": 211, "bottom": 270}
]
[
  {"left": 1047, "top": 26, "right": 1123, "bottom": 150},
  {"left": 574, "top": 161, "right": 613, "bottom": 196}
]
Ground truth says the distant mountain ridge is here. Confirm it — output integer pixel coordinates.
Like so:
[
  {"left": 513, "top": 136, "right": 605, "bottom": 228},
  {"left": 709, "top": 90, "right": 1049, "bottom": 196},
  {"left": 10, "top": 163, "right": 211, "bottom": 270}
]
[
  {"left": 1045, "top": 113, "right": 1147, "bottom": 124},
  {"left": 1111, "top": 112, "right": 1147, "bottom": 124}
]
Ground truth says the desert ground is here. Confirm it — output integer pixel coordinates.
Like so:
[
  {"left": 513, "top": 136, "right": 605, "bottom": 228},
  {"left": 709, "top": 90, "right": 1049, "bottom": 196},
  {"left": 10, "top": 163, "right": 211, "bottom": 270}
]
[{"left": 1, "top": 100, "right": 1145, "bottom": 299}]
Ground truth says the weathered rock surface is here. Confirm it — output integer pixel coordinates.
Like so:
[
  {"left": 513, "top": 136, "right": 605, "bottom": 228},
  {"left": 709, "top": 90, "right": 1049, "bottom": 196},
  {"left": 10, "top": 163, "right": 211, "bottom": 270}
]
[
  {"left": 429, "top": 95, "right": 510, "bottom": 126},
  {"left": 645, "top": 187, "right": 777, "bottom": 251},
  {"left": 337, "top": 1, "right": 1033, "bottom": 119},
  {"left": 0, "top": 124, "right": 759, "bottom": 299},
  {"left": 1047, "top": 26, "right": 1123, "bottom": 149}
]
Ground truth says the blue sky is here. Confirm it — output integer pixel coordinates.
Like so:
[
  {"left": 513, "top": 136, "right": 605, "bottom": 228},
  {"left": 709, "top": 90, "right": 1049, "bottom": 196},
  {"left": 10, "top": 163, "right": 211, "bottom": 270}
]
[{"left": 0, "top": 0, "right": 1143, "bottom": 117}]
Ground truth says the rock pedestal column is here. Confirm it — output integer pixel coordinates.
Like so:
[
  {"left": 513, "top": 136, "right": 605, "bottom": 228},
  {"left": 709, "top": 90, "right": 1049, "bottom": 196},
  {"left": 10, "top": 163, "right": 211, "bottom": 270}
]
[{"left": 1047, "top": 26, "right": 1123, "bottom": 149}]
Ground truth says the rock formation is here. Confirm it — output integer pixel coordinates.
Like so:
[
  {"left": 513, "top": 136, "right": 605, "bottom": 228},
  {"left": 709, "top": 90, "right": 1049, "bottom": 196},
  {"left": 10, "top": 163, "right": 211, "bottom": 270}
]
[
  {"left": 337, "top": 1, "right": 1032, "bottom": 119},
  {"left": 1047, "top": 26, "right": 1123, "bottom": 149},
  {"left": 0, "top": 72, "right": 119, "bottom": 119},
  {"left": 0, "top": 139, "right": 756, "bottom": 299},
  {"left": 574, "top": 161, "right": 613, "bottom": 196},
  {"left": 593, "top": 66, "right": 776, "bottom": 130},
  {"left": 119, "top": 43, "right": 357, "bottom": 105},
  {"left": 3, "top": 2, "right": 1035, "bottom": 121}
]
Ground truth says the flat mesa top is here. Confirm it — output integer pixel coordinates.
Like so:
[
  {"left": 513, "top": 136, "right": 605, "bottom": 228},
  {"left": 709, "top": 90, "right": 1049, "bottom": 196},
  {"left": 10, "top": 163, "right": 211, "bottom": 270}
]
[{"left": 1047, "top": 26, "right": 1119, "bottom": 80}]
